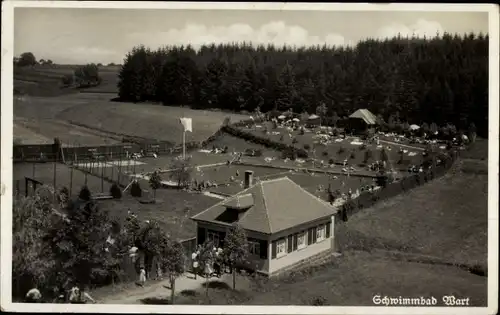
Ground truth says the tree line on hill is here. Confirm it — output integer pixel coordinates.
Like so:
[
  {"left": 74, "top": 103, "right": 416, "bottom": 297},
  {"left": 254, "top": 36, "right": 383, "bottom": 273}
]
[
  {"left": 13, "top": 183, "right": 249, "bottom": 304},
  {"left": 117, "top": 32, "right": 489, "bottom": 138},
  {"left": 14, "top": 52, "right": 109, "bottom": 89}
]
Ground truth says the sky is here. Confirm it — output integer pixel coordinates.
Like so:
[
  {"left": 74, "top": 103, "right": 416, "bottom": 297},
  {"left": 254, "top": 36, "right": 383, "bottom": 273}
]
[{"left": 14, "top": 8, "right": 489, "bottom": 65}]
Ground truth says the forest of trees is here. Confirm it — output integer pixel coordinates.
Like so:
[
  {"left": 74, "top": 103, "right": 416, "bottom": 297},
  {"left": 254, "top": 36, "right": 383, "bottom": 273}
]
[{"left": 117, "top": 33, "right": 489, "bottom": 137}]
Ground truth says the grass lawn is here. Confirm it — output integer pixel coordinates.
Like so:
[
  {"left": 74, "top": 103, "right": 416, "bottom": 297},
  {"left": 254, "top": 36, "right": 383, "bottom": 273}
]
[
  {"left": 13, "top": 122, "right": 53, "bottom": 145},
  {"left": 173, "top": 250, "right": 486, "bottom": 306},
  {"left": 459, "top": 138, "right": 488, "bottom": 161},
  {"left": 100, "top": 187, "right": 219, "bottom": 240},
  {"left": 55, "top": 99, "right": 251, "bottom": 144},
  {"left": 336, "top": 161, "right": 488, "bottom": 269},
  {"left": 14, "top": 117, "right": 120, "bottom": 146},
  {"left": 204, "top": 133, "right": 282, "bottom": 159},
  {"left": 241, "top": 123, "right": 429, "bottom": 169},
  {"left": 13, "top": 162, "right": 112, "bottom": 197}
]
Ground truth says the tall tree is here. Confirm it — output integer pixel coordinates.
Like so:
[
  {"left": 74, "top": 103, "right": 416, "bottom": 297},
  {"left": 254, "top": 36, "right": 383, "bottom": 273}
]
[
  {"left": 47, "top": 199, "right": 120, "bottom": 291},
  {"left": 116, "top": 34, "right": 489, "bottom": 137},
  {"left": 12, "top": 188, "right": 57, "bottom": 300},
  {"left": 149, "top": 171, "right": 162, "bottom": 201},
  {"left": 222, "top": 224, "right": 249, "bottom": 290},
  {"left": 162, "top": 240, "right": 185, "bottom": 304}
]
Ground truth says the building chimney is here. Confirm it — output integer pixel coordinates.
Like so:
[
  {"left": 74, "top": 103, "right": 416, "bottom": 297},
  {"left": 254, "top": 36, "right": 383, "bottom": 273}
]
[{"left": 244, "top": 170, "right": 254, "bottom": 188}]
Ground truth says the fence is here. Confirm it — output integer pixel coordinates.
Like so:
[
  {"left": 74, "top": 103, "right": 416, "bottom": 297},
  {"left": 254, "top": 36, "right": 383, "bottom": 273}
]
[{"left": 13, "top": 127, "right": 230, "bottom": 164}]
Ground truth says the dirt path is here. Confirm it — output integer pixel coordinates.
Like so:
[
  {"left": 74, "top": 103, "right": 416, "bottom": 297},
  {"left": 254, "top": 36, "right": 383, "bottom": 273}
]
[
  {"left": 378, "top": 139, "right": 425, "bottom": 151},
  {"left": 98, "top": 273, "right": 231, "bottom": 304}
]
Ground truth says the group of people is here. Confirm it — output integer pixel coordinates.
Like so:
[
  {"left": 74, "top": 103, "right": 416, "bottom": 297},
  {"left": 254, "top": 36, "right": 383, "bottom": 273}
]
[
  {"left": 25, "top": 285, "right": 96, "bottom": 304},
  {"left": 191, "top": 246, "right": 226, "bottom": 280}
]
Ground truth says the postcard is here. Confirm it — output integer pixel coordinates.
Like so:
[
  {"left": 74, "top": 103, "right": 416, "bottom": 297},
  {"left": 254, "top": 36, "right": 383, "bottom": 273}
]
[{"left": 1, "top": 1, "right": 498, "bottom": 314}]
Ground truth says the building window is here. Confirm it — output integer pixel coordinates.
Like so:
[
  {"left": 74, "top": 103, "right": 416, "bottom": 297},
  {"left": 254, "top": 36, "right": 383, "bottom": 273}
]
[
  {"left": 297, "top": 232, "right": 307, "bottom": 249},
  {"left": 316, "top": 225, "right": 326, "bottom": 242},
  {"left": 276, "top": 238, "right": 286, "bottom": 257},
  {"left": 248, "top": 240, "right": 261, "bottom": 256},
  {"left": 207, "top": 231, "right": 220, "bottom": 247}
]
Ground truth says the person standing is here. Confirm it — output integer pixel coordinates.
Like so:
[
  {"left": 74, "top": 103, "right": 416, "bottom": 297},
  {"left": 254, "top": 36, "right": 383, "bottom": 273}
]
[
  {"left": 192, "top": 251, "right": 199, "bottom": 279},
  {"left": 137, "top": 267, "right": 146, "bottom": 287},
  {"left": 25, "top": 288, "right": 42, "bottom": 303}
]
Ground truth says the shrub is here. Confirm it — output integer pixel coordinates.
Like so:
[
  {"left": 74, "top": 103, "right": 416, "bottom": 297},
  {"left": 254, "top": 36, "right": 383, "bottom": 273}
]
[
  {"left": 78, "top": 185, "right": 91, "bottom": 201},
  {"left": 328, "top": 158, "right": 335, "bottom": 165},
  {"left": 303, "top": 144, "right": 310, "bottom": 150},
  {"left": 292, "top": 137, "right": 298, "bottom": 144},
  {"left": 110, "top": 183, "right": 122, "bottom": 199},
  {"left": 299, "top": 128, "right": 305, "bottom": 135},
  {"left": 130, "top": 180, "right": 142, "bottom": 198},
  {"left": 360, "top": 143, "right": 367, "bottom": 150},
  {"left": 310, "top": 296, "right": 328, "bottom": 306},
  {"left": 375, "top": 172, "right": 389, "bottom": 187},
  {"left": 296, "top": 148, "right": 309, "bottom": 158},
  {"left": 363, "top": 149, "right": 373, "bottom": 164},
  {"left": 322, "top": 151, "right": 329, "bottom": 157},
  {"left": 337, "top": 146, "right": 345, "bottom": 155},
  {"left": 254, "top": 149, "right": 263, "bottom": 157}
]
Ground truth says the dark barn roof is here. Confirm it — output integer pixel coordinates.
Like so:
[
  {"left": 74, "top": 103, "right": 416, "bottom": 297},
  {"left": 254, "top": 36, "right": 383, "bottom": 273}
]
[{"left": 349, "top": 109, "right": 378, "bottom": 125}]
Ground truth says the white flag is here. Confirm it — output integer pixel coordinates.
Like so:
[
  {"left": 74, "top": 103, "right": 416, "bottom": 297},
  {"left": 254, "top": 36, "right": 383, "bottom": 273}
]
[{"left": 180, "top": 117, "right": 192, "bottom": 132}]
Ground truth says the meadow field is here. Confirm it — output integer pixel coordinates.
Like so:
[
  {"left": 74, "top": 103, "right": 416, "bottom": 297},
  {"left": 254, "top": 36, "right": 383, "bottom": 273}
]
[
  {"left": 14, "top": 65, "right": 252, "bottom": 146},
  {"left": 337, "top": 160, "right": 488, "bottom": 269},
  {"left": 14, "top": 117, "right": 121, "bottom": 146},
  {"left": 14, "top": 92, "right": 250, "bottom": 146},
  {"left": 14, "top": 64, "right": 120, "bottom": 96},
  {"left": 55, "top": 100, "right": 250, "bottom": 144}
]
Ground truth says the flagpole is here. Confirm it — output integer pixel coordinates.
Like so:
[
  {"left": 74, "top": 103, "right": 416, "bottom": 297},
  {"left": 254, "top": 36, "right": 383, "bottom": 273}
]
[{"left": 183, "top": 130, "right": 186, "bottom": 160}]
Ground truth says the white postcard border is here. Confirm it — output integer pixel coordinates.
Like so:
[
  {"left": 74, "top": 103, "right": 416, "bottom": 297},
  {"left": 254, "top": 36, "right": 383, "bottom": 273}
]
[{"left": 1, "top": 1, "right": 498, "bottom": 314}]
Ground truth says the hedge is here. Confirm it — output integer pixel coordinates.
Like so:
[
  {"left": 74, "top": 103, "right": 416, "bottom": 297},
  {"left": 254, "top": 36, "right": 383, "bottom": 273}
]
[{"left": 222, "top": 125, "right": 309, "bottom": 158}]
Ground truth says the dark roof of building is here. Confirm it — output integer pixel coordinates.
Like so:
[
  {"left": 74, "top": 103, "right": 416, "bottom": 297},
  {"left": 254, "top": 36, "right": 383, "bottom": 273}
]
[
  {"left": 191, "top": 177, "right": 337, "bottom": 234},
  {"left": 349, "top": 109, "right": 378, "bottom": 125}
]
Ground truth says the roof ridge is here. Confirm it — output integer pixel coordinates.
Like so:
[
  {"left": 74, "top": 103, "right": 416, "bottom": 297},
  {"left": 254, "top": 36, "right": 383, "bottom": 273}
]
[
  {"left": 283, "top": 177, "right": 339, "bottom": 214},
  {"left": 260, "top": 176, "right": 288, "bottom": 184},
  {"left": 260, "top": 181, "right": 273, "bottom": 233},
  {"left": 191, "top": 183, "right": 257, "bottom": 220}
]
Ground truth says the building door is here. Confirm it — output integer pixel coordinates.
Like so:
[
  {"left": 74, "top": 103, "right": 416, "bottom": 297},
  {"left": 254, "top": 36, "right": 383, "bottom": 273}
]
[{"left": 207, "top": 230, "right": 221, "bottom": 247}]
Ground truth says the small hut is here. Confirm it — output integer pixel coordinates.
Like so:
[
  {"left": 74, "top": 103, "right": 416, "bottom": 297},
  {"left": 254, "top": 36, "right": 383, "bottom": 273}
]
[
  {"left": 307, "top": 114, "right": 321, "bottom": 127},
  {"left": 347, "top": 109, "right": 377, "bottom": 134}
]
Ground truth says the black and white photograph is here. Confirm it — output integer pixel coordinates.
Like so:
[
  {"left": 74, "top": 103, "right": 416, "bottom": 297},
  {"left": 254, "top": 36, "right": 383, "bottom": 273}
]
[{"left": 1, "top": 1, "right": 498, "bottom": 314}]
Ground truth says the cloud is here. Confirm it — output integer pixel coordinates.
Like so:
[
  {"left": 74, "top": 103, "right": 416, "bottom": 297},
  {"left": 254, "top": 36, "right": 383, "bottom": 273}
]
[
  {"left": 377, "top": 19, "right": 445, "bottom": 39},
  {"left": 60, "top": 46, "right": 118, "bottom": 64},
  {"left": 128, "top": 20, "right": 347, "bottom": 49}
]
